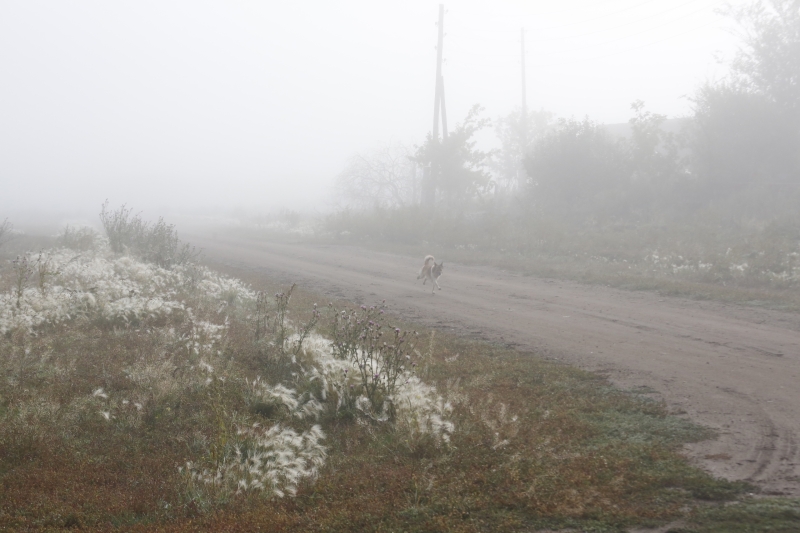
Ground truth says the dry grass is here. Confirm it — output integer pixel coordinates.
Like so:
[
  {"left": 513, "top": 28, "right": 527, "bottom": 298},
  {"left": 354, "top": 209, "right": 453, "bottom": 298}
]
[{"left": 0, "top": 235, "right": 768, "bottom": 532}]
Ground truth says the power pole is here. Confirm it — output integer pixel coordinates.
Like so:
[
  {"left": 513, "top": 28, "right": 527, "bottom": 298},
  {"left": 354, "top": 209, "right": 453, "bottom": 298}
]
[
  {"left": 517, "top": 27, "right": 528, "bottom": 193},
  {"left": 433, "top": 4, "right": 445, "bottom": 141},
  {"left": 440, "top": 74, "right": 448, "bottom": 139},
  {"left": 423, "top": 4, "right": 446, "bottom": 208},
  {"left": 520, "top": 27, "right": 527, "bottom": 148}
]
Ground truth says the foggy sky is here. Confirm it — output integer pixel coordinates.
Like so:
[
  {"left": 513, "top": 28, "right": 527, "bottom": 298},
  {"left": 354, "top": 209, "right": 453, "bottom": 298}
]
[{"left": 1, "top": 0, "right": 746, "bottom": 222}]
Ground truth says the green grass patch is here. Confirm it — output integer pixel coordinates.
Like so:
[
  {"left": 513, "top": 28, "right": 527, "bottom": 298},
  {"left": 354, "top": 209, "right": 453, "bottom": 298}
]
[{"left": 673, "top": 498, "right": 800, "bottom": 533}]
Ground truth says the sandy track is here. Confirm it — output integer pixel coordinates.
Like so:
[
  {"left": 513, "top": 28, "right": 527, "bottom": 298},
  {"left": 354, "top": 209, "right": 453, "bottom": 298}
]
[{"left": 196, "top": 235, "right": 800, "bottom": 497}]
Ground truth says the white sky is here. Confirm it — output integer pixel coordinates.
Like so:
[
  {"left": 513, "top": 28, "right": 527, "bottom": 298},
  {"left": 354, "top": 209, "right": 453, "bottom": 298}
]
[{"left": 0, "top": 0, "right": 747, "bottom": 221}]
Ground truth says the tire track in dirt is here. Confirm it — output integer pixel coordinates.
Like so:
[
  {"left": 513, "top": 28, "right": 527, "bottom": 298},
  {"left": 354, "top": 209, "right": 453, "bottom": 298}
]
[{"left": 193, "top": 235, "right": 800, "bottom": 496}]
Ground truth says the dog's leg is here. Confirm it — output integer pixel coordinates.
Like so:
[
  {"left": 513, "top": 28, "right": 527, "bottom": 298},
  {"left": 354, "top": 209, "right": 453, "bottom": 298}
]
[{"left": 434, "top": 279, "right": 442, "bottom": 291}]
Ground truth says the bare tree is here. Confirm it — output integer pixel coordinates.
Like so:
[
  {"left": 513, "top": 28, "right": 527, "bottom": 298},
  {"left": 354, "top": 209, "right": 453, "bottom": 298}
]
[{"left": 334, "top": 142, "right": 418, "bottom": 210}]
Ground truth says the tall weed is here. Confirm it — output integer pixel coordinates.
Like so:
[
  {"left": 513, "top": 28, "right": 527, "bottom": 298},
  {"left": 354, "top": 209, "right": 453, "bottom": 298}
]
[
  {"left": 330, "top": 302, "right": 419, "bottom": 419},
  {"left": 99, "top": 201, "right": 199, "bottom": 268}
]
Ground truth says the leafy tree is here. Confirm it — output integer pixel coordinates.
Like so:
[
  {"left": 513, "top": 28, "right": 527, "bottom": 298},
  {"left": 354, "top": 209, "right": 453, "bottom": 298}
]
[
  {"left": 686, "top": 0, "right": 800, "bottom": 202},
  {"left": 491, "top": 107, "right": 553, "bottom": 195},
  {"left": 689, "top": 83, "right": 795, "bottom": 193},
  {"left": 412, "top": 104, "right": 494, "bottom": 208},
  {"left": 627, "top": 100, "right": 682, "bottom": 185},
  {"left": 726, "top": 0, "right": 800, "bottom": 113},
  {"left": 523, "top": 117, "right": 631, "bottom": 220}
]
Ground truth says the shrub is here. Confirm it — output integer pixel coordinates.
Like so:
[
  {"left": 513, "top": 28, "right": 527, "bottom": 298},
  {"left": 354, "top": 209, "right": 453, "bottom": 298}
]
[
  {"left": 524, "top": 117, "right": 633, "bottom": 221},
  {"left": 99, "top": 201, "right": 200, "bottom": 268},
  {"left": 57, "top": 225, "right": 102, "bottom": 251}
]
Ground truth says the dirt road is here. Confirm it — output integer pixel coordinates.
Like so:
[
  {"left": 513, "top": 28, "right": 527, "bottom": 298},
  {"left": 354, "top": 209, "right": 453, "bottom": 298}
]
[{"left": 197, "top": 235, "right": 800, "bottom": 497}]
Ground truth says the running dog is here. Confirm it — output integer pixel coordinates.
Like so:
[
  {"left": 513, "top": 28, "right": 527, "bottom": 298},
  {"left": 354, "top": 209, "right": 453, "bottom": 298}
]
[{"left": 417, "top": 255, "right": 444, "bottom": 294}]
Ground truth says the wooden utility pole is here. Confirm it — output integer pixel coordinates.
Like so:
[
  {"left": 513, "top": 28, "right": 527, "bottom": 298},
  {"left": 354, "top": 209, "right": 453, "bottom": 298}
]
[
  {"left": 433, "top": 4, "right": 445, "bottom": 141},
  {"left": 515, "top": 27, "right": 529, "bottom": 194},
  {"left": 440, "top": 74, "right": 448, "bottom": 139},
  {"left": 520, "top": 27, "right": 527, "bottom": 148},
  {"left": 423, "top": 4, "right": 446, "bottom": 207}
]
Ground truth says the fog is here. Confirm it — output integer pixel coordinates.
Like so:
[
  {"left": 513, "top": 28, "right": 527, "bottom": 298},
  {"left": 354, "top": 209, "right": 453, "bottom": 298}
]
[{"left": 1, "top": 0, "right": 745, "bottom": 226}]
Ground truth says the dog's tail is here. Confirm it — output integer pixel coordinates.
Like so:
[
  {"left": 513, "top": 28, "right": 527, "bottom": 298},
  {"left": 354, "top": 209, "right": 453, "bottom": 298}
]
[{"left": 417, "top": 255, "right": 435, "bottom": 279}]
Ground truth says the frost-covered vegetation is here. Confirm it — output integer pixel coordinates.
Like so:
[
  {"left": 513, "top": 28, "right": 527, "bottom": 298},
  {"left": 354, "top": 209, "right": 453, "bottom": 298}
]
[
  {"left": 99, "top": 201, "right": 200, "bottom": 268},
  {"left": 0, "top": 246, "right": 245, "bottom": 336},
  {"left": 0, "top": 220, "right": 455, "bottom": 498},
  {"left": 0, "top": 209, "right": 467, "bottom": 527}
]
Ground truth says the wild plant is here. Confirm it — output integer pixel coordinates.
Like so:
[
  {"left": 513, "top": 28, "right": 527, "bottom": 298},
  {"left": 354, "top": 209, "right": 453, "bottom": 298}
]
[
  {"left": 181, "top": 422, "right": 326, "bottom": 502},
  {"left": 206, "top": 374, "right": 232, "bottom": 467},
  {"left": 248, "top": 377, "right": 324, "bottom": 421},
  {"left": 330, "top": 368, "right": 358, "bottom": 413},
  {"left": 290, "top": 333, "right": 359, "bottom": 414},
  {"left": 99, "top": 201, "right": 200, "bottom": 268},
  {"left": 270, "top": 284, "right": 297, "bottom": 351},
  {"left": 254, "top": 291, "right": 269, "bottom": 341},
  {"left": 0, "top": 218, "right": 13, "bottom": 249},
  {"left": 141, "top": 216, "right": 200, "bottom": 268},
  {"left": 288, "top": 302, "right": 320, "bottom": 358},
  {"left": 99, "top": 200, "right": 139, "bottom": 254},
  {"left": 473, "top": 394, "right": 519, "bottom": 450},
  {"left": 11, "top": 255, "right": 32, "bottom": 309},
  {"left": 182, "top": 262, "right": 203, "bottom": 291},
  {"left": 329, "top": 302, "right": 418, "bottom": 419},
  {"left": 34, "top": 252, "right": 57, "bottom": 297},
  {"left": 57, "top": 225, "right": 99, "bottom": 251},
  {"left": 262, "top": 284, "right": 320, "bottom": 362},
  {"left": 419, "top": 330, "right": 436, "bottom": 380},
  {"left": 249, "top": 287, "right": 318, "bottom": 390},
  {"left": 391, "top": 374, "right": 456, "bottom": 449}
]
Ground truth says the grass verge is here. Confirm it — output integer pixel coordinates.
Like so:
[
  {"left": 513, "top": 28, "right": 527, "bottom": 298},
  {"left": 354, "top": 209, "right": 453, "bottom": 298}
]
[
  {"left": 304, "top": 206, "right": 800, "bottom": 311},
  {"left": 670, "top": 497, "right": 800, "bottom": 533}
]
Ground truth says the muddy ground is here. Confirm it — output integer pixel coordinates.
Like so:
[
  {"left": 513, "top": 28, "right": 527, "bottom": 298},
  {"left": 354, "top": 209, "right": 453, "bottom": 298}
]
[{"left": 194, "top": 234, "right": 800, "bottom": 498}]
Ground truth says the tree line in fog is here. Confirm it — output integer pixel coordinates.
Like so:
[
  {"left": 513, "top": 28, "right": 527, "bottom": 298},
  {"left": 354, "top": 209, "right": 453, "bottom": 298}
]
[{"left": 335, "top": 0, "right": 800, "bottom": 226}]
